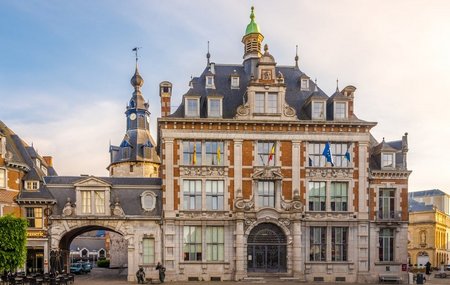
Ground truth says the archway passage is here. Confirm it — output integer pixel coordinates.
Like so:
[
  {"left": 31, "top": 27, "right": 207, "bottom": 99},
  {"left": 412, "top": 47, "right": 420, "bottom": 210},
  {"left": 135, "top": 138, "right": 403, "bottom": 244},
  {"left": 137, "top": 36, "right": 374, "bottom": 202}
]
[{"left": 247, "top": 223, "right": 287, "bottom": 273}]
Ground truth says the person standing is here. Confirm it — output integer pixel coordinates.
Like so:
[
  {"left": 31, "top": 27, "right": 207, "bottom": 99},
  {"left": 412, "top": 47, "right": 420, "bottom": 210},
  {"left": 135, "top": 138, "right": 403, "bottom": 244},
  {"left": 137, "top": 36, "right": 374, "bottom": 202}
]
[
  {"left": 136, "top": 267, "right": 146, "bottom": 284},
  {"left": 155, "top": 262, "right": 166, "bottom": 283},
  {"left": 425, "top": 261, "right": 431, "bottom": 275}
]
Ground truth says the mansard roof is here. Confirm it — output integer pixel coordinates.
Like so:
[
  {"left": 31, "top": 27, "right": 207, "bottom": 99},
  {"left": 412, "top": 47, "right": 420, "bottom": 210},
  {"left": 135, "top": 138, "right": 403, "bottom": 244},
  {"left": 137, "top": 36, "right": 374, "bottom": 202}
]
[
  {"left": 408, "top": 197, "right": 434, "bottom": 212},
  {"left": 409, "top": 189, "right": 449, "bottom": 197}
]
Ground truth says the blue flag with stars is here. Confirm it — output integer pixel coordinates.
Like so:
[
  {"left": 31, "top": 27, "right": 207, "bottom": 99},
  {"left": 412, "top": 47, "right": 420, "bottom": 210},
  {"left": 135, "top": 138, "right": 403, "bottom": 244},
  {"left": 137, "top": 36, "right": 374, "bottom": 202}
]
[{"left": 322, "top": 142, "right": 334, "bottom": 166}]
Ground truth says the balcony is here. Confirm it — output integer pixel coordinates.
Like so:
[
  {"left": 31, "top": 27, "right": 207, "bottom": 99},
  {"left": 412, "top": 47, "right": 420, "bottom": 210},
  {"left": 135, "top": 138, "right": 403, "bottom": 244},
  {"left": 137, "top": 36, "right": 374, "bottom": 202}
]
[{"left": 375, "top": 210, "right": 402, "bottom": 223}]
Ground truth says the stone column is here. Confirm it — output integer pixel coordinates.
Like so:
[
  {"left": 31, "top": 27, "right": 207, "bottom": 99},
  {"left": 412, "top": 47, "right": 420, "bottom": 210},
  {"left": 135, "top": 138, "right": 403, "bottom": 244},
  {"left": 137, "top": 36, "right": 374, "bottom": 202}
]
[
  {"left": 358, "top": 142, "right": 369, "bottom": 216},
  {"left": 164, "top": 138, "right": 174, "bottom": 213},
  {"left": 292, "top": 219, "right": 302, "bottom": 277},
  {"left": 234, "top": 139, "right": 243, "bottom": 193},
  {"left": 235, "top": 218, "right": 246, "bottom": 281},
  {"left": 127, "top": 238, "right": 136, "bottom": 282}
]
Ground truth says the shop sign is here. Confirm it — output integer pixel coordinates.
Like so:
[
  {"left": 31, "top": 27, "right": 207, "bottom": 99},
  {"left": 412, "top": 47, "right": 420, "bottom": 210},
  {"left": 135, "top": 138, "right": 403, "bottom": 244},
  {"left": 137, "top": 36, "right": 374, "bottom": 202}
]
[{"left": 27, "top": 230, "right": 47, "bottom": 238}]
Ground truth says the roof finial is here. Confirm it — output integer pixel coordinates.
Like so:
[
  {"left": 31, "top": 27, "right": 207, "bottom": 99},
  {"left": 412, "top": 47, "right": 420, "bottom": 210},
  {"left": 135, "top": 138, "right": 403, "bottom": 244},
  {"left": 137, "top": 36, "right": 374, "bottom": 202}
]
[
  {"left": 336, "top": 78, "right": 339, "bottom": 92},
  {"left": 206, "top": 41, "right": 211, "bottom": 66},
  {"left": 250, "top": 6, "right": 255, "bottom": 21},
  {"left": 264, "top": 44, "right": 268, "bottom": 53},
  {"left": 132, "top": 47, "right": 141, "bottom": 68},
  {"left": 295, "top": 45, "right": 299, "bottom": 68},
  {"left": 314, "top": 78, "right": 318, "bottom": 92},
  {"left": 131, "top": 47, "right": 144, "bottom": 90}
]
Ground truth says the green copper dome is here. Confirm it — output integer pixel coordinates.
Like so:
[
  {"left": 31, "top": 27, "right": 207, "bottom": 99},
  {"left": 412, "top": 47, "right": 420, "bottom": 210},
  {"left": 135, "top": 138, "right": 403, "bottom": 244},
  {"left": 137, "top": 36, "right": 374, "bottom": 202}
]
[{"left": 245, "top": 6, "right": 261, "bottom": 35}]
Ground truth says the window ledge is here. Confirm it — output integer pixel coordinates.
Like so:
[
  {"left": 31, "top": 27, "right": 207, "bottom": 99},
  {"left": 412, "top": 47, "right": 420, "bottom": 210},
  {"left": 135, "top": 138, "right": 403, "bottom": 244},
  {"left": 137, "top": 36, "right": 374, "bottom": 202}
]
[
  {"left": 305, "top": 261, "right": 353, "bottom": 265},
  {"left": 375, "top": 261, "right": 402, "bottom": 266},
  {"left": 253, "top": 113, "right": 282, "bottom": 116},
  {"left": 179, "top": 261, "right": 229, "bottom": 265}
]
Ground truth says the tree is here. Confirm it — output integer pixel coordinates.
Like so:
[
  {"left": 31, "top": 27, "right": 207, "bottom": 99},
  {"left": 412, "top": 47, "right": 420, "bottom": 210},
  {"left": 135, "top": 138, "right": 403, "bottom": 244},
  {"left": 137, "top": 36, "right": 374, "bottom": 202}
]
[{"left": 0, "top": 215, "right": 27, "bottom": 272}]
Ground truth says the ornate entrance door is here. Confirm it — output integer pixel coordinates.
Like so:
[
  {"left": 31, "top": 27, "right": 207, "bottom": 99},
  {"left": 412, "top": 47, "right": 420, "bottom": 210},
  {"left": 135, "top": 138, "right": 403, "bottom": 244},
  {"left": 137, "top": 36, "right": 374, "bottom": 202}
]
[{"left": 247, "top": 223, "right": 287, "bottom": 272}]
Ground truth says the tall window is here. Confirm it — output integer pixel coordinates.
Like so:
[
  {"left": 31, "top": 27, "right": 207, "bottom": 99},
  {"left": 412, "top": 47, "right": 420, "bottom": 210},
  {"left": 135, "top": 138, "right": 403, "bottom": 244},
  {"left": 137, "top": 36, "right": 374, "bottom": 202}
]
[
  {"left": 308, "top": 142, "right": 350, "bottom": 167},
  {"left": 143, "top": 238, "right": 155, "bottom": 264},
  {"left": 312, "top": 102, "right": 325, "bottom": 119},
  {"left": 208, "top": 99, "right": 221, "bottom": 117},
  {"left": 183, "top": 141, "right": 202, "bottom": 165},
  {"left": 184, "top": 226, "right": 202, "bottom": 261},
  {"left": 379, "top": 228, "right": 394, "bottom": 261},
  {"left": 257, "top": 141, "right": 276, "bottom": 166},
  {"left": 206, "top": 227, "right": 224, "bottom": 261},
  {"left": 331, "top": 182, "right": 348, "bottom": 211},
  {"left": 379, "top": 188, "right": 395, "bottom": 219},
  {"left": 382, "top": 153, "right": 394, "bottom": 168},
  {"left": 332, "top": 227, "right": 348, "bottom": 261},
  {"left": 0, "top": 169, "right": 6, "bottom": 188},
  {"left": 94, "top": 191, "right": 105, "bottom": 214},
  {"left": 334, "top": 102, "right": 347, "bottom": 119},
  {"left": 81, "top": 191, "right": 91, "bottom": 214},
  {"left": 254, "top": 92, "right": 278, "bottom": 113},
  {"left": 257, "top": 181, "right": 275, "bottom": 208},
  {"left": 301, "top": 79, "right": 309, "bottom": 90},
  {"left": 186, "top": 98, "right": 199, "bottom": 117},
  {"left": 255, "top": 93, "right": 265, "bottom": 113},
  {"left": 183, "top": 180, "right": 202, "bottom": 210},
  {"left": 310, "top": 227, "right": 326, "bottom": 261},
  {"left": 308, "top": 182, "right": 326, "bottom": 211},
  {"left": 26, "top": 207, "right": 43, "bottom": 228},
  {"left": 205, "top": 141, "right": 223, "bottom": 166},
  {"left": 206, "top": 180, "right": 224, "bottom": 210},
  {"left": 231, "top": 76, "right": 239, "bottom": 88}
]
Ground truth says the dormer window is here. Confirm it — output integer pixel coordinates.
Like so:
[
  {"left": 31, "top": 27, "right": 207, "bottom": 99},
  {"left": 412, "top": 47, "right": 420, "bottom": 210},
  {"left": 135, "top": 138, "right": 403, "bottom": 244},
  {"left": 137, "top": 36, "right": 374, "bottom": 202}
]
[
  {"left": 254, "top": 92, "right": 278, "bottom": 114},
  {"left": 41, "top": 166, "right": 48, "bottom": 176},
  {"left": 382, "top": 153, "right": 395, "bottom": 168},
  {"left": 35, "top": 159, "right": 41, "bottom": 168},
  {"left": 312, "top": 101, "right": 325, "bottom": 120},
  {"left": 301, "top": 79, "right": 309, "bottom": 91},
  {"left": 206, "top": 76, "right": 215, "bottom": 89},
  {"left": 208, "top": 98, "right": 222, "bottom": 118},
  {"left": 185, "top": 97, "right": 200, "bottom": 117},
  {"left": 26, "top": 180, "right": 39, "bottom": 190},
  {"left": 334, "top": 102, "right": 347, "bottom": 120},
  {"left": 231, "top": 76, "right": 239, "bottom": 89}
]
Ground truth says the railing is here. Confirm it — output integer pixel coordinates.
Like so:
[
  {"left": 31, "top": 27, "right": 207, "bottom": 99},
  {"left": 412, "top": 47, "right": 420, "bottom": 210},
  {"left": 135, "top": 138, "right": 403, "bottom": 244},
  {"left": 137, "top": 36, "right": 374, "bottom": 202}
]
[{"left": 375, "top": 210, "right": 402, "bottom": 221}]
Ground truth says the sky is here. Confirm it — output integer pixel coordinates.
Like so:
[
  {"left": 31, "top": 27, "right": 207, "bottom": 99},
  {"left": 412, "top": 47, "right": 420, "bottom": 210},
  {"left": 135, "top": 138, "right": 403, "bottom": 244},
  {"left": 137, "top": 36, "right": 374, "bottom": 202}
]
[{"left": 0, "top": 0, "right": 449, "bottom": 193}]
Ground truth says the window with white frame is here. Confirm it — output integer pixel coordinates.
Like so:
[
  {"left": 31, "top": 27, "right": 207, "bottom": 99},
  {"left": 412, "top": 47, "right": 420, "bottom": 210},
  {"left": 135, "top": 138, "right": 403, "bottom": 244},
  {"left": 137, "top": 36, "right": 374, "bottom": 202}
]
[
  {"left": 185, "top": 98, "right": 199, "bottom": 117},
  {"left": 334, "top": 102, "right": 347, "bottom": 119},
  {"left": 382, "top": 153, "right": 394, "bottom": 168},
  {"left": 310, "top": 227, "right": 326, "bottom": 261},
  {"left": 332, "top": 227, "right": 348, "bottom": 261},
  {"left": 183, "top": 180, "right": 202, "bottom": 210},
  {"left": 25, "top": 207, "right": 43, "bottom": 228},
  {"left": 257, "top": 141, "right": 276, "bottom": 166},
  {"left": 206, "top": 226, "right": 224, "bottom": 261},
  {"left": 331, "top": 182, "right": 348, "bottom": 211},
  {"left": 301, "top": 79, "right": 309, "bottom": 91},
  {"left": 81, "top": 190, "right": 105, "bottom": 214},
  {"left": 35, "top": 159, "right": 41, "bottom": 168},
  {"left": 254, "top": 92, "right": 278, "bottom": 114},
  {"left": 183, "top": 226, "right": 202, "bottom": 261},
  {"left": 308, "top": 142, "right": 350, "bottom": 167},
  {"left": 312, "top": 101, "right": 325, "bottom": 119},
  {"left": 208, "top": 98, "right": 222, "bottom": 117},
  {"left": 257, "top": 181, "right": 275, "bottom": 208},
  {"left": 25, "top": 181, "right": 39, "bottom": 190},
  {"left": 205, "top": 141, "right": 224, "bottom": 166},
  {"left": 231, "top": 76, "right": 239, "bottom": 89},
  {"left": 41, "top": 166, "right": 48, "bottom": 176},
  {"left": 308, "top": 181, "right": 326, "bottom": 211},
  {"left": 142, "top": 237, "right": 155, "bottom": 264},
  {"left": 206, "top": 76, "right": 215, "bottom": 88},
  {"left": 183, "top": 141, "right": 202, "bottom": 165},
  {"left": 206, "top": 180, "right": 224, "bottom": 210},
  {"left": 379, "top": 228, "right": 394, "bottom": 261},
  {"left": 0, "top": 168, "right": 5, "bottom": 188},
  {"left": 379, "top": 188, "right": 395, "bottom": 219}
]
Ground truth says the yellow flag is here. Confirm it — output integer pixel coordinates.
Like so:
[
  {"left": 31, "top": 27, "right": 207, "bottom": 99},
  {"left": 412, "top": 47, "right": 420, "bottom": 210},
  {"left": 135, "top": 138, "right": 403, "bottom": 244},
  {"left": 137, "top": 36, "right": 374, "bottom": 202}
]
[
  {"left": 192, "top": 143, "right": 197, "bottom": 165},
  {"left": 217, "top": 144, "right": 221, "bottom": 164}
]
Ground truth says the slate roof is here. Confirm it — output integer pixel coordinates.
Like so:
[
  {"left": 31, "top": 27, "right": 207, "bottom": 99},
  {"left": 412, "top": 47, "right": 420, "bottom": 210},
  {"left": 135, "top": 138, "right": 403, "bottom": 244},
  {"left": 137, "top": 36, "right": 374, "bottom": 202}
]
[
  {"left": 409, "top": 189, "right": 449, "bottom": 197},
  {"left": 170, "top": 63, "right": 360, "bottom": 121},
  {"left": 408, "top": 197, "right": 434, "bottom": 212}
]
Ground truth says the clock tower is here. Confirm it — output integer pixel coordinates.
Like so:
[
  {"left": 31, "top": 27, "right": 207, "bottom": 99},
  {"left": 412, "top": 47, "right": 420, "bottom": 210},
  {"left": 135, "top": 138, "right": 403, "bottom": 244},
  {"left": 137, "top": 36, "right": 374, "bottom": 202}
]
[{"left": 107, "top": 62, "right": 160, "bottom": 177}]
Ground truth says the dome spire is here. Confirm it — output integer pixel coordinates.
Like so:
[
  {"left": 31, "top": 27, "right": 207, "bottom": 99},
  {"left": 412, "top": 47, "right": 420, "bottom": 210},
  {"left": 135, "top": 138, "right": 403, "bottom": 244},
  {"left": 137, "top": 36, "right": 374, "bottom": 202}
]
[
  {"left": 131, "top": 47, "right": 144, "bottom": 91},
  {"left": 295, "top": 45, "right": 299, "bottom": 68},
  {"left": 245, "top": 6, "right": 261, "bottom": 35},
  {"left": 206, "top": 41, "right": 211, "bottom": 66}
]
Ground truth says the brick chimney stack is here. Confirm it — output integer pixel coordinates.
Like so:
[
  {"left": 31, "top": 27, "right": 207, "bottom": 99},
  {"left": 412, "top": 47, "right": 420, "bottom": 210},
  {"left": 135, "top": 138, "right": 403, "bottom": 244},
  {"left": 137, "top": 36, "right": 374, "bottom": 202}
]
[
  {"left": 43, "top": 156, "right": 53, "bottom": 167},
  {"left": 159, "top": 81, "right": 172, "bottom": 117}
]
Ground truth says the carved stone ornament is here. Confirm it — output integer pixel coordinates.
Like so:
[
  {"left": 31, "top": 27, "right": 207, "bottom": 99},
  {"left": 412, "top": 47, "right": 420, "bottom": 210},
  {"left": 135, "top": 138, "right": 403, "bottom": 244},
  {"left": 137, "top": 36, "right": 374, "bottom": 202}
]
[
  {"left": 236, "top": 104, "right": 250, "bottom": 117},
  {"left": 252, "top": 167, "right": 283, "bottom": 180},
  {"left": 278, "top": 218, "right": 291, "bottom": 227},
  {"left": 181, "top": 166, "right": 226, "bottom": 177},
  {"left": 234, "top": 189, "right": 255, "bottom": 211},
  {"left": 112, "top": 197, "right": 125, "bottom": 217},
  {"left": 283, "top": 104, "right": 296, "bottom": 117},
  {"left": 307, "top": 167, "right": 351, "bottom": 178},
  {"left": 62, "top": 197, "right": 74, "bottom": 217},
  {"left": 280, "top": 200, "right": 303, "bottom": 212}
]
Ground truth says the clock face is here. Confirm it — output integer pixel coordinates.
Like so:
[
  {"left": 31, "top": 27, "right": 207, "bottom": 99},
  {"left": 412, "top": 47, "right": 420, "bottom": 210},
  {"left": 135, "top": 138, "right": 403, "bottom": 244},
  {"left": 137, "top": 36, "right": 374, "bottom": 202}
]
[{"left": 130, "top": 113, "right": 137, "bottom": 120}]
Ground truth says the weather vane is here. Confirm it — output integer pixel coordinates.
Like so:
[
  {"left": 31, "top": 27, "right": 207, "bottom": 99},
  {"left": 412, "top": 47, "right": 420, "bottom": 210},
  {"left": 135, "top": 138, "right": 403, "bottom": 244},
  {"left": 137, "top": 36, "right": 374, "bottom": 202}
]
[{"left": 132, "top": 47, "right": 141, "bottom": 63}]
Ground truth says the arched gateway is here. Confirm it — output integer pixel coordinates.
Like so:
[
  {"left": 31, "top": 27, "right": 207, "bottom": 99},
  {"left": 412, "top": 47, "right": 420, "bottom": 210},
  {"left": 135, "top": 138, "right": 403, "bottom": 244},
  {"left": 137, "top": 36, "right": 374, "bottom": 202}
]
[{"left": 247, "top": 223, "right": 287, "bottom": 272}]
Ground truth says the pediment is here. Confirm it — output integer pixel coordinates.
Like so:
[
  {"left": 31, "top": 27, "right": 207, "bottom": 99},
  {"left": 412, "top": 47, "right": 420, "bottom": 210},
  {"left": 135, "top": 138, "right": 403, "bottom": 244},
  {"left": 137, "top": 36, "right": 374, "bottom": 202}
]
[
  {"left": 74, "top": 176, "right": 111, "bottom": 188},
  {"left": 252, "top": 167, "right": 283, "bottom": 180}
]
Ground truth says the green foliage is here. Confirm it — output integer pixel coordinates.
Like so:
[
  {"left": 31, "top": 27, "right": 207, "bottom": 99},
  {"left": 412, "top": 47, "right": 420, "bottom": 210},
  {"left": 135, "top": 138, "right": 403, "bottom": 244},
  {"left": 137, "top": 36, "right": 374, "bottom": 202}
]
[
  {"left": 0, "top": 215, "right": 28, "bottom": 272},
  {"left": 97, "top": 259, "right": 110, "bottom": 268}
]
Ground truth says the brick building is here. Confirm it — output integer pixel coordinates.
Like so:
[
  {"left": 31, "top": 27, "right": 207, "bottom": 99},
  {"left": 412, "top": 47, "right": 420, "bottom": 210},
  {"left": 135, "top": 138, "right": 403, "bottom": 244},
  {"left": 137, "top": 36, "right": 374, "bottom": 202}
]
[{"left": 157, "top": 7, "right": 411, "bottom": 283}]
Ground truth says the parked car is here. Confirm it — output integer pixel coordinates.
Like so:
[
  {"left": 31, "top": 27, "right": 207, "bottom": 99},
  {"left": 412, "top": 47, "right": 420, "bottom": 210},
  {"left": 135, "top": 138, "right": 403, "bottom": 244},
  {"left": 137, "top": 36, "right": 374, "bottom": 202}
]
[
  {"left": 81, "top": 262, "right": 92, "bottom": 273},
  {"left": 445, "top": 265, "right": 450, "bottom": 271},
  {"left": 70, "top": 263, "right": 83, "bottom": 274}
]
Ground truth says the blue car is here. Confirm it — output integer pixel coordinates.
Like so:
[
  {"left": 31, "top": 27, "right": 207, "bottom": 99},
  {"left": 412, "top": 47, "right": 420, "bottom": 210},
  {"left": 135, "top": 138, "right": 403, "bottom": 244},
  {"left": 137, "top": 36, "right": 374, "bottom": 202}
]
[{"left": 70, "top": 263, "right": 83, "bottom": 274}]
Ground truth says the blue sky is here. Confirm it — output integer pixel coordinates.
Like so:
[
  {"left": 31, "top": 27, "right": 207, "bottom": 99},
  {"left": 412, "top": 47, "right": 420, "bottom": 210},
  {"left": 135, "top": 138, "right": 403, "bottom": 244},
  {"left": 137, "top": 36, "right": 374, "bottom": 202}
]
[{"left": 1, "top": 0, "right": 449, "bottom": 192}]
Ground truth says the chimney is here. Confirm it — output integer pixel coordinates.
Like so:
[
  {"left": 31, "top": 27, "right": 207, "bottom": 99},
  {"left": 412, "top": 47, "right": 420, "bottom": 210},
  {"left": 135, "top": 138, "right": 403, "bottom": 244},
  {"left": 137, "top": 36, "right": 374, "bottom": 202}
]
[
  {"left": 43, "top": 156, "right": 53, "bottom": 167},
  {"left": 159, "top": 81, "right": 172, "bottom": 117},
  {"left": 342, "top": 85, "right": 356, "bottom": 117}
]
